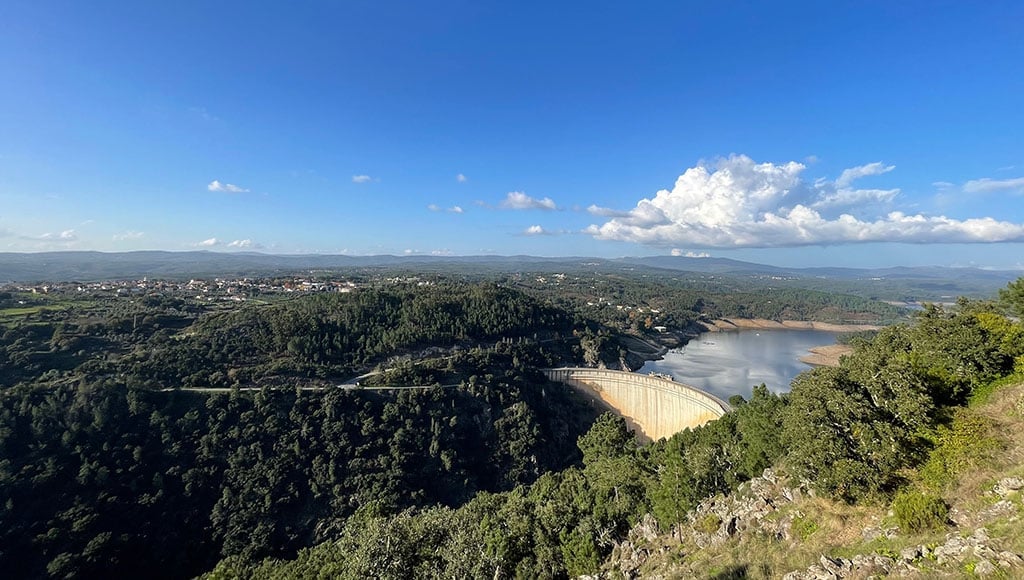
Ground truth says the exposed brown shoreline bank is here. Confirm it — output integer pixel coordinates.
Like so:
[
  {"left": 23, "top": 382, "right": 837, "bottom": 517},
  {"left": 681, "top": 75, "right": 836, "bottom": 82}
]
[
  {"left": 799, "top": 344, "right": 855, "bottom": 367},
  {"left": 699, "top": 318, "right": 883, "bottom": 333}
]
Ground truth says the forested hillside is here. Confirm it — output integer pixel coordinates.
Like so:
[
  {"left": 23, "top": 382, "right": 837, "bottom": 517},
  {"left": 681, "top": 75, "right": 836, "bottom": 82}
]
[
  {"left": 0, "top": 283, "right": 576, "bottom": 391},
  {"left": 0, "top": 346, "right": 605, "bottom": 578},
  {"left": 204, "top": 283, "right": 1024, "bottom": 578}
]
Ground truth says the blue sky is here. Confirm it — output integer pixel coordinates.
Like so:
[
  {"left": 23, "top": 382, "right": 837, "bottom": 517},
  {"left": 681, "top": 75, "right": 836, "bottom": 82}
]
[{"left": 2, "top": 1, "right": 1023, "bottom": 268}]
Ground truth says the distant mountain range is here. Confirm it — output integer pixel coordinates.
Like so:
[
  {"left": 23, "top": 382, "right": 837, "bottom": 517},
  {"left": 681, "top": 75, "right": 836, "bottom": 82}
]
[
  {"left": 1, "top": 251, "right": 1020, "bottom": 300},
  {"left": 628, "top": 255, "right": 1021, "bottom": 283}
]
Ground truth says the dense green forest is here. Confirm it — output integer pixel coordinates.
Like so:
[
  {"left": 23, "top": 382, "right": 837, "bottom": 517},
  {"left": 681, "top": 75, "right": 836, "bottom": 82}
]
[
  {"left": 204, "top": 287, "right": 1023, "bottom": 578},
  {"left": 2, "top": 276, "right": 1017, "bottom": 578},
  {"left": 0, "top": 348, "right": 606, "bottom": 578}
]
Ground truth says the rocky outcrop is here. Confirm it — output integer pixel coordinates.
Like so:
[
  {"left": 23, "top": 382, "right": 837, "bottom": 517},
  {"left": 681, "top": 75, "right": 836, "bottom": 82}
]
[
  {"left": 602, "top": 466, "right": 1024, "bottom": 579},
  {"left": 605, "top": 468, "right": 810, "bottom": 578},
  {"left": 783, "top": 528, "right": 1024, "bottom": 579},
  {"left": 682, "top": 468, "right": 809, "bottom": 549}
]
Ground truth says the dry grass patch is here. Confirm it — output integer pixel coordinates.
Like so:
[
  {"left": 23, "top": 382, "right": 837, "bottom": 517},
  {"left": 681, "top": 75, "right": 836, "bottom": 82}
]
[{"left": 942, "top": 382, "right": 1024, "bottom": 515}]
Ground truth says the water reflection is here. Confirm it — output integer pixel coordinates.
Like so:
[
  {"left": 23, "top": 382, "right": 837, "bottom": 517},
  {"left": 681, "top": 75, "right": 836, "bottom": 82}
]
[{"left": 639, "top": 330, "right": 841, "bottom": 401}]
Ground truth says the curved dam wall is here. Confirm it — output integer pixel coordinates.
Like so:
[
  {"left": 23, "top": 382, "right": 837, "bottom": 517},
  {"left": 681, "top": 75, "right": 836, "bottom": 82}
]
[{"left": 543, "top": 368, "right": 731, "bottom": 442}]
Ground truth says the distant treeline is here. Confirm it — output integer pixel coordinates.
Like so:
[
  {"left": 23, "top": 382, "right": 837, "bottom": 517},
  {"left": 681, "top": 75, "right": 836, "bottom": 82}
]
[{"left": 509, "top": 272, "right": 906, "bottom": 335}]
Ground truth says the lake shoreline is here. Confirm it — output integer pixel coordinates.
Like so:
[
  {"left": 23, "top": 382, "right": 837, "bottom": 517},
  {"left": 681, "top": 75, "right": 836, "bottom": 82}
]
[
  {"left": 799, "top": 344, "right": 855, "bottom": 367},
  {"left": 636, "top": 326, "right": 867, "bottom": 399},
  {"left": 699, "top": 318, "right": 883, "bottom": 333},
  {"left": 625, "top": 319, "right": 877, "bottom": 374}
]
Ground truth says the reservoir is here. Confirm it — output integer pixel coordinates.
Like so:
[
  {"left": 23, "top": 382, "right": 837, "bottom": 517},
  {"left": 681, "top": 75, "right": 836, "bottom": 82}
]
[{"left": 639, "top": 329, "right": 842, "bottom": 401}]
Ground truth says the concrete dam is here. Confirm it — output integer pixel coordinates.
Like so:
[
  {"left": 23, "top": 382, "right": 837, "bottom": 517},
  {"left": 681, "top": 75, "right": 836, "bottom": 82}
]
[{"left": 543, "top": 368, "right": 731, "bottom": 442}]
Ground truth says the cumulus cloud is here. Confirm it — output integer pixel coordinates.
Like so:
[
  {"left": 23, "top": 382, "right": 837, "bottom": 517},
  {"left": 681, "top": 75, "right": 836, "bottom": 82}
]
[
  {"left": 671, "top": 249, "right": 710, "bottom": 257},
  {"left": 456, "top": 173, "right": 468, "bottom": 183},
  {"left": 227, "top": 239, "right": 262, "bottom": 249},
  {"left": 586, "top": 155, "right": 1024, "bottom": 248},
  {"left": 963, "top": 176, "right": 1024, "bottom": 194},
  {"left": 197, "top": 237, "right": 220, "bottom": 247},
  {"left": 524, "top": 225, "right": 548, "bottom": 235},
  {"left": 113, "top": 230, "right": 144, "bottom": 241},
  {"left": 208, "top": 180, "right": 249, "bottom": 193},
  {"left": 500, "top": 191, "right": 557, "bottom": 210},
  {"left": 352, "top": 175, "right": 375, "bottom": 183}
]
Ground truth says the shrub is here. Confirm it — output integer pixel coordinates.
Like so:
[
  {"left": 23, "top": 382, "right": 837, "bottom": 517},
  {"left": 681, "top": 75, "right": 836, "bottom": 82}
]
[
  {"left": 892, "top": 490, "right": 949, "bottom": 533},
  {"left": 695, "top": 513, "right": 722, "bottom": 535},
  {"left": 791, "top": 515, "right": 819, "bottom": 540},
  {"left": 918, "top": 408, "right": 999, "bottom": 492}
]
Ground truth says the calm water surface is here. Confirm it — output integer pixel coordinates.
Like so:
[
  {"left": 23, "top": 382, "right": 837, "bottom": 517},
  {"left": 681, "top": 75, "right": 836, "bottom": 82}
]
[{"left": 639, "top": 329, "right": 841, "bottom": 401}]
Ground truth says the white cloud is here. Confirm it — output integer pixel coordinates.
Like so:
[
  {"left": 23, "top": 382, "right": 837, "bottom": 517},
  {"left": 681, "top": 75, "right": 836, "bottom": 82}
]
[
  {"left": 671, "top": 249, "right": 710, "bottom": 257},
  {"left": 29, "top": 229, "right": 78, "bottom": 241},
  {"left": 500, "top": 191, "right": 557, "bottom": 210},
  {"left": 528, "top": 226, "right": 561, "bottom": 237},
  {"left": 456, "top": 173, "right": 468, "bottom": 183},
  {"left": 197, "top": 237, "right": 220, "bottom": 247},
  {"left": 18, "top": 229, "right": 79, "bottom": 245},
  {"left": 228, "top": 239, "right": 262, "bottom": 249},
  {"left": 352, "top": 175, "right": 375, "bottom": 183},
  {"left": 431, "top": 249, "right": 453, "bottom": 256},
  {"left": 587, "top": 155, "right": 1024, "bottom": 248},
  {"left": 963, "top": 176, "right": 1024, "bottom": 194},
  {"left": 428, "top": 204, "right": 464, "bottom": 214},
  {"left": 811, "top": 187, "right": 899, "bottom": 209},
  {"left": 113, "top": 230, "right": 144, "bottom": 241},
  {"left": 834, "top": 162, "right": 894, "bottom": 188},
  {"left": 207, "top": 180, "right": 250, "bottom": 193}
]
